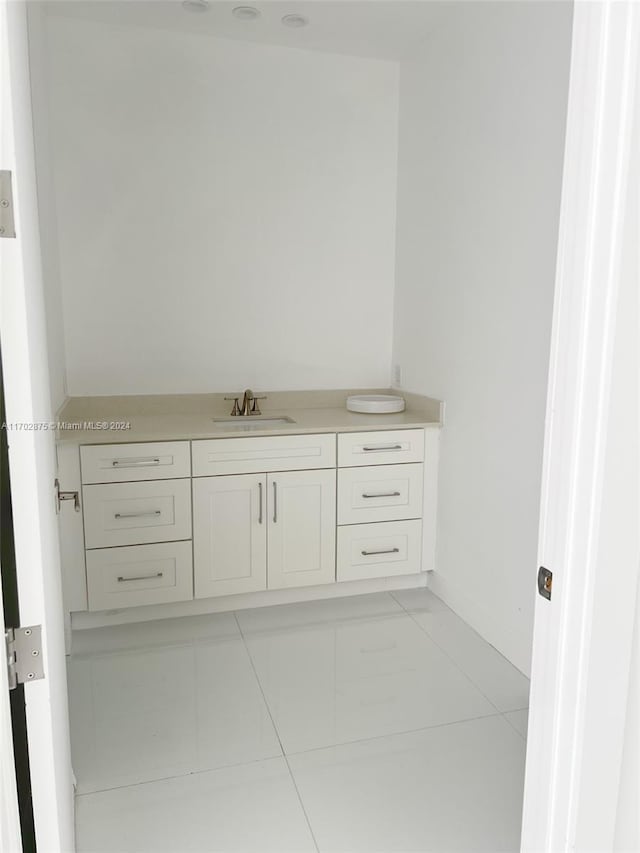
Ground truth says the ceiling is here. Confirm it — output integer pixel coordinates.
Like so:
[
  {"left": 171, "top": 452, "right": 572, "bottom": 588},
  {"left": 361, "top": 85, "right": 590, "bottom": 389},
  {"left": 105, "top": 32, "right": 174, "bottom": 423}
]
[{"left": 44, "top": 0, "right": 453, "bottom": 61}]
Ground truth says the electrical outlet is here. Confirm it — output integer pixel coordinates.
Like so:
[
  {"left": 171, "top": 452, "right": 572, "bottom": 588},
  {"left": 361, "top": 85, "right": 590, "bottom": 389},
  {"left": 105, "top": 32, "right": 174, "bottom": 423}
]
[{"left": 392, "top": 364, "right": 402, "bottom": 387}]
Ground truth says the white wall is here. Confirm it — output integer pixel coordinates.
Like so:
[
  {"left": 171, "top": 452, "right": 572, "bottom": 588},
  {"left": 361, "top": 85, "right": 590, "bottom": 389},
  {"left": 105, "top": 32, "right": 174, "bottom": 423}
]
[
  {"left": 393, "top": 1, "right": 573, "bottom": 673},
  {"left": 43, "top": 15, "right": 399, "bottom": 395},
  {"left": 25, "top": 3, "right": 68, "bottom": 413}
]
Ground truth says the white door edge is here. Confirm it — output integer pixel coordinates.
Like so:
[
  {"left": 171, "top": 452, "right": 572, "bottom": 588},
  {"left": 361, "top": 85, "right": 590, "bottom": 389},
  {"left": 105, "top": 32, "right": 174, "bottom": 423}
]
[
  {"left": 0, "top": 4, "right": 22, "bottom": 849},
  {"left": 1, "top": 0, "right": 75, "bottom": 849},
  {"left": 521, "top": 2, "right": 640, "bottom": 850}
]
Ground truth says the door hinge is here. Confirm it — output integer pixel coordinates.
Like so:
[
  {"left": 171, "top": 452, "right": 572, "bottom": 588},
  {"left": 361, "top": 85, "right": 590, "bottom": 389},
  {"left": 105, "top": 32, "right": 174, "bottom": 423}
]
[
  {"left": 0, "top": 171, "right": 16, "bottom": 238},
  {"left": 54, "top": 478, "right": 80, "bottom": 513},
  {"left": 5, "top": 626, "right": 44, "bottom": 690},
  {"left": 538, "top": 566, "right": 553, "bottom": 601}
]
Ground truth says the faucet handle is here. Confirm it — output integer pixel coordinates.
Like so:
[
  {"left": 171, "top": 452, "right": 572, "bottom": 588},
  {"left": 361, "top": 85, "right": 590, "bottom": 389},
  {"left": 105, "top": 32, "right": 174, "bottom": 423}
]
[
  {"left": 224, "top": 396, "right": 242, "bottom": 416},
  {"left": 250, "top": 396, "right": 267, "bottom": 416}
]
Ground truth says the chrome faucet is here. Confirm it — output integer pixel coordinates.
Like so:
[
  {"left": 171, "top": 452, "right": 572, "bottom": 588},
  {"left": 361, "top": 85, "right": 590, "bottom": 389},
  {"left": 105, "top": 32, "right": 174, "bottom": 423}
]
[{"left": 224, "top": 389, "right": 267, "bottom": 416}]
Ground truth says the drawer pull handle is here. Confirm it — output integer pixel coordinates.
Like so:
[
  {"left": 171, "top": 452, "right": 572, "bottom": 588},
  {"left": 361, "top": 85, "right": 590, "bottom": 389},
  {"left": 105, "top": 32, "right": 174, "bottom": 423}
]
[
  {"left": 114, "top": 510, "right": 162, "bottom": 519},
  {"left": 362, "top": 491, "right": 402, "bottom": 499},
  {"left": 112, "top": 458, "right": 161, "bottom": 467},
  {"left": 362, "top": 444, "right": 403, "bottom": 452},
  {"left": 361, "top": 547, "right": 400, "bottom": 556},
  {"left": 117, "top": 572, "right": 164, "bottom": 583}
]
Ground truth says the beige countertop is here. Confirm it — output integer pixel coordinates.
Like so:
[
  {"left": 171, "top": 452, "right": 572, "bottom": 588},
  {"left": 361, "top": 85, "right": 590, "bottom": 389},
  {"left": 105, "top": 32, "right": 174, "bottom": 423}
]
[{"left": 57, "top": 389, "right": 442, "bottom": 445}]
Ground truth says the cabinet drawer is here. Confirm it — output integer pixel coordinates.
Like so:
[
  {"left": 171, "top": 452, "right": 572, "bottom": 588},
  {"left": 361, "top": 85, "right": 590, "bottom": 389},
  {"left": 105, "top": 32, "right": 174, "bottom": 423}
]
[
  {"left": 192, "top": 433, "right": 336, "bottom": 476},
  {"left": 337, "top": 520, "right": 422, "bottom": 582},
  {"left": 80, "top": 441, "right": 191, "bottom": 484},
  {"left": 338, "top": 463, "right": 423, "bottom": 525},
  {"left": 83, "top": 479, "right": 192, "bottom": 548},
  {"left": 86, "top": 541, "right": 193, "bottom": 611},
  {"left": 338, "top": 429, "right": 424, "bottom": 467}
]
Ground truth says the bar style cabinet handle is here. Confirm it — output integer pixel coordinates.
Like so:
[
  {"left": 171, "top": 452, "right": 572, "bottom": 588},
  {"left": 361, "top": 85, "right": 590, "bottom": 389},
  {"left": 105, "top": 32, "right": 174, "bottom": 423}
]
[
  {"left": 258, "top": 481, "right": 263, "bottom": 525},
  {"left": 362, "top": 444, "right": 403, "bottom": 452},
  {"left": 117, "top": 572, "right": 164, "bottom": 583},
  {"left": 112, "top": 458, "right": 161, "bottom": 467},
  {"left": 362, "top": 491, "right": 401, "bottom": 499},
  {"left": 361, "top": 547, "right": 400, "bottom": 556},
  {"left": 114, "top": 510, "right": 162, "bottom": 519},
  {"left": 273, "top": 481, "right": 278, "bottom": 523}
]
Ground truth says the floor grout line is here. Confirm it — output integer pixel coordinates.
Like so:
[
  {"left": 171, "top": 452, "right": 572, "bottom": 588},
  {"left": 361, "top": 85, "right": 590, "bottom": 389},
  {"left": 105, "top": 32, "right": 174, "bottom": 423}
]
[
  {"left": 74, "top": 751, "right": 287, "bottom": 799},
  {"left": 501, "top": 709, "right": 529, "bottom": 741},
  {"left": 388, "top": 589, "right": 448, "bottom": 612},
  {"left": 232, "top": 612, "right": 286, "bottom": 756},
  {"left": 283, "top": 754, "right": 321, "bottom": 853},
  {"left": 75, "top": 704, "right": 509, "bottom": 801},
  {"left": 236, "top": 599, "right": 521, "bottom": 757},
  {"left": 283, "top": 708, "right": 505, "bottom": 761},
  {"left": 408, "top": 612, "right": 505, "bottom": 712},
  {"left": 389, "top": 591, "right": 518, "bottom": 717},
  {"left": 233, "top": 608, "right": 509, "bottom": 765},
  {"left": 79, "top": 709, "right": 514, "bottom": 801},
  {"left": 390, "top": 590, "right": 531, "bottom": 680},
  {"left": 231, "top": 606, "right": 409, "bottom": 641},
  {"left": 233, "top": 612, "right": 321, "bottom": 853}
]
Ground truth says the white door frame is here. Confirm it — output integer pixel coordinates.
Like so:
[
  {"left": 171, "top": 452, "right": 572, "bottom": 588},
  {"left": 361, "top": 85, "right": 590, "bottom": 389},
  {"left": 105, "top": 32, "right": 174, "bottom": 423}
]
[
  {"left": 0, "top": 4, "right": 25, "bottom": 847},
  {"left": 521, "top": 1, "right": 640, "bottom": 850}
]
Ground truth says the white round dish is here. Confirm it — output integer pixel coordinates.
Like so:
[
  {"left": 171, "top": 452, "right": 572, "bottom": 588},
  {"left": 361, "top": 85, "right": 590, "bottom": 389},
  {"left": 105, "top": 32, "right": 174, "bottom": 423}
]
[{"left": 346, "top": 394, "right": 405, "bottom": 414}]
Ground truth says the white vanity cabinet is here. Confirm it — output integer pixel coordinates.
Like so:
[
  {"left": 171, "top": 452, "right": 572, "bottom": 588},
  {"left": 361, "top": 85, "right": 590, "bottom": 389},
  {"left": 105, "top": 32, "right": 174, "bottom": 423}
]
[
  {"left": 60, "top": 424, "right": 436, "bottom": 623},
  {"left": 191, "top": 436, "right": 337, "bottom": 597}
]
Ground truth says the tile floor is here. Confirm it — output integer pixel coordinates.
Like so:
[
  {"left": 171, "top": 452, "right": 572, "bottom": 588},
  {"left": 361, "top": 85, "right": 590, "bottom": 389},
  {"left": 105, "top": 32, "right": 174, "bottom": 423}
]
[{"left": 70, "top": 588, "right": 529, "bottom": 852}]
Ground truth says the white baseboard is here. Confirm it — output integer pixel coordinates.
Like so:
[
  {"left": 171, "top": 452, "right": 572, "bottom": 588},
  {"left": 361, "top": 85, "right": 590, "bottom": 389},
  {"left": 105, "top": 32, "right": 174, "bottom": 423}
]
[
  {"left": 71, "top": 572, "right": 429, "bottom": 631},
  {"left": 427, "top": 571, "right": 533, "bottom": 677}
]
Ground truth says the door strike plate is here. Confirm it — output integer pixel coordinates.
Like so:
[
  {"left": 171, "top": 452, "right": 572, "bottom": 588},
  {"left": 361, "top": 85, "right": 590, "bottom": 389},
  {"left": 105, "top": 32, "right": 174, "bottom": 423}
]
[{"left": 538, "top": 566, "right": 553, "bottom": 601}]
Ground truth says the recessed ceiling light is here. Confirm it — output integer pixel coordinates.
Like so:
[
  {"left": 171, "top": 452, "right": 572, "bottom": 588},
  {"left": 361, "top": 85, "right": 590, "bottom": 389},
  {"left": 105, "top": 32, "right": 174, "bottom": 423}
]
[
  {"left": 182, "top": 0, "right": 210, "bottom": 12},
  {"left": 232, "top": 6, "right": 261, "bottom": 20},
  {"left": 281, "top": 13, "right": 309, "bottom": 27}
]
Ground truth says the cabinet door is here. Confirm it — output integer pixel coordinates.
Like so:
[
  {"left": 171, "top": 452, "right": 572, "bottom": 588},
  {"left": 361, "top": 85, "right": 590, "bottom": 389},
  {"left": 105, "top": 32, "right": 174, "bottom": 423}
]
[
  {"left": 193, "top": 474, "right": 267, "bottom": 598},
  {"left": 267, "top": 469, "right": 336, "bottom": 590}
]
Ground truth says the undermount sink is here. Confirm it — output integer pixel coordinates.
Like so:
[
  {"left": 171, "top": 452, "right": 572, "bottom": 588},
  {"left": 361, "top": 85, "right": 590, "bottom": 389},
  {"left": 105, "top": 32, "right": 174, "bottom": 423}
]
[{"left": 211, "top": 416, "right": 296, "bottom": 431}]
